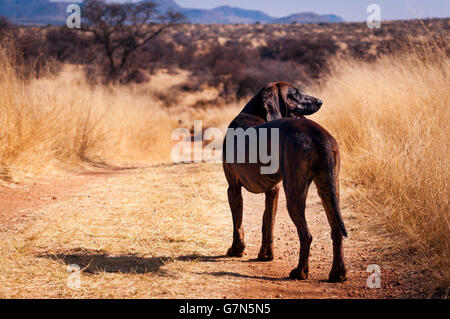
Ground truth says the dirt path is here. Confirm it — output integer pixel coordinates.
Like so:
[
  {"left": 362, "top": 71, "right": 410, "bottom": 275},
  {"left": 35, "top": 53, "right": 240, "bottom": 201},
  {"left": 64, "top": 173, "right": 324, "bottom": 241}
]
[
  {"left": 219, "top": 189, "right": 423, "bottom": 298},
  {"left": 0, "top": 166, "right": 137, "bottom": 224},
  {"left": 0, "top": 163, "right": 425, "bottom": 298}
]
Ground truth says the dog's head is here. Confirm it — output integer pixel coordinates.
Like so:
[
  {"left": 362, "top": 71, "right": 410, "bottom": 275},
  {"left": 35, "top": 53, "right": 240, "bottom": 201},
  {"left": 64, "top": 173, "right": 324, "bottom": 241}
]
[{"left": 244, "top": 82, "right": 323, "bottom": 121}]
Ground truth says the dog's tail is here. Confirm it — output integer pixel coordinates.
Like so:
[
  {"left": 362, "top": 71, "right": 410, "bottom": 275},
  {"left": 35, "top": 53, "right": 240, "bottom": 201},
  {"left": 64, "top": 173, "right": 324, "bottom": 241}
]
[{"left": 328, "top": 177, "right": 348, "bottom": 237}]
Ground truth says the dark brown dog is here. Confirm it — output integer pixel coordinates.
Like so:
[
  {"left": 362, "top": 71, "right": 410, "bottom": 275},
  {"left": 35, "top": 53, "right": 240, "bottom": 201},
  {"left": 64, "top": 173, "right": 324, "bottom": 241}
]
[{"left": 222, "top": 82, "right": 347, "bottom": 282}]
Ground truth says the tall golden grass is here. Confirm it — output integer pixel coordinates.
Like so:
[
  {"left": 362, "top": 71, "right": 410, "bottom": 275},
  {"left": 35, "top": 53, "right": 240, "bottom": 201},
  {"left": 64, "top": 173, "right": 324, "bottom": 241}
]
[
  {"left": 0, "top": 52, "right": 240, "bottom": 180},
  {"left": 0, "top": 53, "right": 180, "bottom": 180},
  {"left": 311, "top": 42, "right": 449, "bottom": 292}
]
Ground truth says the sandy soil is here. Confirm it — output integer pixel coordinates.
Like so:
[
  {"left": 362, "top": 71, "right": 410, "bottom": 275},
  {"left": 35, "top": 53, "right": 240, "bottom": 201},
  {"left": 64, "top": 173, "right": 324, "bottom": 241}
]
[{"left": 0, "top": 164, "right": 426, "bottom": 298}]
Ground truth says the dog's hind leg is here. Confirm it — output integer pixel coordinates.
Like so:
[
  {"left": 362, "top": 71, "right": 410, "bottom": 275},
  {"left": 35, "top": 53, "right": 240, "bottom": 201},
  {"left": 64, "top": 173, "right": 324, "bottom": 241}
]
[
  {"left": 226, "top": 184, "right": 246, "bottom": 257},
  {"left": 284, "top": 179, "right": 313, "bottom": 280},
  {"left": 258, "top": 185, "right": 280, "bottom": 261},
  {"left": 314, "top": 150, "right": 347, "bottom": 282}
]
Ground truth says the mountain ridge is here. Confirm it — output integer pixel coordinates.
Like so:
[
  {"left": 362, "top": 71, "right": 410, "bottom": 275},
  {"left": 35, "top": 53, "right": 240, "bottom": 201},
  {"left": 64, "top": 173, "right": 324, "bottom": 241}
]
[{"left": 0, "top": 0, "right": 345, "bottom": 25}]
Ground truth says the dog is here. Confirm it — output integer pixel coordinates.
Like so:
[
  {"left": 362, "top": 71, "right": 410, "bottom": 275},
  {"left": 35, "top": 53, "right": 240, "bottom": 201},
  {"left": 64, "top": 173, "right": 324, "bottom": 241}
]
[{"left": 222, "top": 82, "right": 347, "bottom": 282}]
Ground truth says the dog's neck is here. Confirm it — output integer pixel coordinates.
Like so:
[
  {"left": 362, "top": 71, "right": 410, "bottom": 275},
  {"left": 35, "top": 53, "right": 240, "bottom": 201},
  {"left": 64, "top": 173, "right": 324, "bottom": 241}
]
[
  {"left": 240, "top": 94, "right": 267, "bottom": 121},
  {"left": 228, "top": 95, "right": 267, "bottom": 129}
]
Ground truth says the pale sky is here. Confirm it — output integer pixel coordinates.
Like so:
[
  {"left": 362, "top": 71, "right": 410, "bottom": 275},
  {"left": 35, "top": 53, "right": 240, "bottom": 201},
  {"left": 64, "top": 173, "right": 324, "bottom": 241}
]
[
  {"left": 53, "top": 0, "right": 450, "bottom": 22},
  {"left": 176, "top": 0, "right": 450, "bottom": 21}
]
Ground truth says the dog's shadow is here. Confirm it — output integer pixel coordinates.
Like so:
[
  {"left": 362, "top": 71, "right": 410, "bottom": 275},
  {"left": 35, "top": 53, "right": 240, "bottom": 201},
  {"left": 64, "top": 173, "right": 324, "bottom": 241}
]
[
  {"left": 38, "top": 250, "right": 228, "bottom": 275},
  {"left": 39, "top": 250, "right": 292, "bottom": 282}
]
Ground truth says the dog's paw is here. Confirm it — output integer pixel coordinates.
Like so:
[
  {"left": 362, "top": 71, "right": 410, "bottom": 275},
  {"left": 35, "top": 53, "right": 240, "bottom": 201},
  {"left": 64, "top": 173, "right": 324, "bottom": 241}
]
[
  {"left": 226, "top": 243, "right": 245, "bottom": 257},
  {"left": 328, "top": 263, "right": 347, "bottom": 282},
  {"left": 289, "top": 268, "right": 308, "bottom": 280},
  {"left": 257, "top": 253, "right": 274, "bottom": 261},
  {"left": 328, "top": 271, "right": 347, "bottom": 283},
  {"left": 257, "top": 248, "right": 274, "bottom": 261}
]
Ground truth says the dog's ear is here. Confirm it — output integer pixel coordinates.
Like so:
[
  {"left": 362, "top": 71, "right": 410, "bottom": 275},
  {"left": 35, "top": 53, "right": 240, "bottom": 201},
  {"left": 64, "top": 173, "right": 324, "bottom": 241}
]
[
  {"left": 260, "top": 85, "right": 286, "bottom": 121},
  {"left": 241, "top": 84, "right": 291, "bottom": 121},
  {"left": 275, "top": 83, "right": 289, "bottom": 117},
  {"left": 277, "top": 83, "right": 299, "bottom": 111}
]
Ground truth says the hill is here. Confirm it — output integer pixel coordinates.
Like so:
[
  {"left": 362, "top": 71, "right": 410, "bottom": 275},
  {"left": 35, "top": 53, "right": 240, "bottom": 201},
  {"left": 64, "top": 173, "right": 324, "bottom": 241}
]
[
  {"left": 0, "top": 0, "right": 344, "bottom": 25},
  {"left": 272, "top": 12, "right": 345, "bottom": 24}
]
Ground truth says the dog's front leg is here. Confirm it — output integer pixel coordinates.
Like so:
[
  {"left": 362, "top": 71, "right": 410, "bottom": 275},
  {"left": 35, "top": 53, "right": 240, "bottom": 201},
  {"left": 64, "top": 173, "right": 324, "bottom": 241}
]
[{"left": 226, "top": 185, "right": 245, "bottom": 257}]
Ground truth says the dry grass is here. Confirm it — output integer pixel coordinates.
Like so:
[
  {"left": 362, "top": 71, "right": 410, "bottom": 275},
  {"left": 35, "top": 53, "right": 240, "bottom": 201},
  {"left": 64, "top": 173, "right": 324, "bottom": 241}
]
[
  {"left": 0, "top": 53, "right": 239, "bottom": 181},
  {"left": 0, "top": 164, "right": 233, "bottom": 298},
  {"left": 310, "top": 42, "right": 449, "bottom": 292},
  {"left": 0, "top": 57, "right": 177, "bottom": 180}
]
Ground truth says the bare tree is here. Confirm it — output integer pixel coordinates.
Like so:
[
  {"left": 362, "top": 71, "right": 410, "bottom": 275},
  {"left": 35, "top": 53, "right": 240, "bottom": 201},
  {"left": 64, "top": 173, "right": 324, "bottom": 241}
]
[
  {"left": 0, "top": 16, "right": 12, "bottom": 40},
  {"left": 82, "top": 0, "right": 184, "bottom": 82}
]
